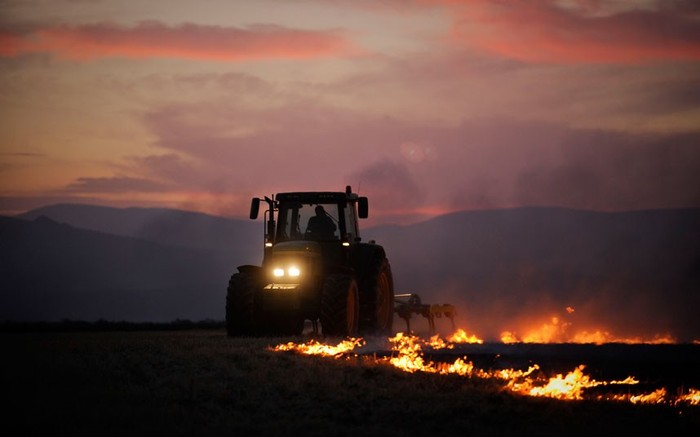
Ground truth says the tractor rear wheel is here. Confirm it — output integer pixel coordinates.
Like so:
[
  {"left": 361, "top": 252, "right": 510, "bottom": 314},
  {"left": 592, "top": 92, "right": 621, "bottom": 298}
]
[
  {"left": 371, "top": 258, "right": 394, "bottom": 335},
  {"left": 357, "top": 255, "right": 395, "bottom": 335},
  {"left": 226, "top": 272, "right": 257, "bottom": 336},
  {"left": 320, "top": 274, "right": 359, "bottom": 337}
]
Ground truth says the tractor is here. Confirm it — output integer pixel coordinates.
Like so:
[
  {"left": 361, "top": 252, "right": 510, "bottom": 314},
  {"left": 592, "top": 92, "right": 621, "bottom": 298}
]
[{"left": 226, "top": 186, "right": 394, "bottom": 337}]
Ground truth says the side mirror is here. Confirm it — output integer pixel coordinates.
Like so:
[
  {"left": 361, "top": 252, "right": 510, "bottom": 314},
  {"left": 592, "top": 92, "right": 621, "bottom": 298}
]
[
  {"left": 249, "top": 198, "right": 260, "bottom": 220},
  {"left": 358, "top": 197, "right": 368, "bottom": 219}
]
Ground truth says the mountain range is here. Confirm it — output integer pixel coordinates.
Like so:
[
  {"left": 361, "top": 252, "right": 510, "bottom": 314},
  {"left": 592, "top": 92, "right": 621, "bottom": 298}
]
[{"left": 2, "top": 203, "right": 698, "bottom": 341}]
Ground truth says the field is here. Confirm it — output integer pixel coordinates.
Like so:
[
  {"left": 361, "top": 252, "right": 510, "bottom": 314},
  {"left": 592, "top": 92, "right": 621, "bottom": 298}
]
[{"left": 3, "top": 327, "right": 699, "bottom": 436}]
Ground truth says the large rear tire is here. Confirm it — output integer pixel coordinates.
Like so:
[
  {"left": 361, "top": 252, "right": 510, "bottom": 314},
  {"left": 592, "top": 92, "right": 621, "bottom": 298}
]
[
  {"left": 320, "top": 274, "right": 359, "bottom": 337},
  {"left": 226, "top": 272, "right": 257, "bottom": 336},
  {"left": 371, "top": 258, "right": 394, "bottom": 335},
  {"left": 358, "top": 256, "right": 395, "bottom": 336}
]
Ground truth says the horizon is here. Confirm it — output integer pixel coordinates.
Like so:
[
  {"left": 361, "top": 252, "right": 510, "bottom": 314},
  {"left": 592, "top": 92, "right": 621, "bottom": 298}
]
[{"left": 10, "top": 199, "right": 700, "bottom": 228}]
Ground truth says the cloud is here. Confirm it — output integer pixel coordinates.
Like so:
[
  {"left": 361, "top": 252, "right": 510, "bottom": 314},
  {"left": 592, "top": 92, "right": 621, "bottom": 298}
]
[
  {"left": 0, "top": 152, "right": 45, "bottom": 157},
  {"left": 512, "top": 130, "right": 700, "bottom": 210},
  {"left": 349, "top": 158, "right": 426, "bottom": 212},
  {"left": 139, "top": 95, "right": 700, "bottom": 221},
  {"left": 0, "top": 21, "right": 360, "bottom": 61},
  {"left": 444, "top": 0, "right": 700, "bottom": 64},
  {"left": 65, "top": 176, "right": 171, "bottom": 193}
]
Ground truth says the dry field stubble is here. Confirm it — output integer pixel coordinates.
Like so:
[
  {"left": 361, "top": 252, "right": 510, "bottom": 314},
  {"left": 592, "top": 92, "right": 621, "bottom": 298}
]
[{"left": 2, "top": 328, "right": 698, "bottom": 436}]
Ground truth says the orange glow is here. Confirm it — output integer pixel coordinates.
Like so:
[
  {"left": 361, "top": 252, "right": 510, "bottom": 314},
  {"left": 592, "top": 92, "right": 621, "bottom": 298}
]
[
  {"left": 500, "top": 331, "right": 519, "bottom": 344},
  {"left": 611, "top": 388, "right": 667, "bottom": 405},
  {"left": 273, "top": 331, "right": 698, "bottom": 406},
  {"left": 676, "top": 388, "right": 700, "bottom": 406},
  {"left": 508, "top": 365, "right": 593, "bottom": 400},
  {"left": 448, "top": 328, "right": 484, "bottom": 344},
  {"left": 502, "top": 328, "right": 676, "bottom": 345},
  {"left": 499, "top": 308, "right": 677, "bottom": 344},
  {"left": 273, "top": 337, "right": 364, "bottom": 357},
  {"left": 2, "top": 22, "right": 359, "bottom": 62}
]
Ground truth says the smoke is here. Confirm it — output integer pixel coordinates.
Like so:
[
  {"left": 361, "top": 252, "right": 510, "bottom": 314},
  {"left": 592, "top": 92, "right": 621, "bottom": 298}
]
[{"left": 371, "top": 207, "right": 700, "bottom": 342}]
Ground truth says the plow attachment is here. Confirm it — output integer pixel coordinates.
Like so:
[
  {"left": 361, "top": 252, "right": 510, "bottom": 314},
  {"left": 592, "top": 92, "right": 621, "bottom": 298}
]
[{"left": 394, "top": 293, "right": 456, "bottom": 334}]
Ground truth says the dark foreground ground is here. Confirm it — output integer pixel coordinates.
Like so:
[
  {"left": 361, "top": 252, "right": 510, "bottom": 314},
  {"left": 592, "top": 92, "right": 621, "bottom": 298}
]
[{"left": 2, "top": 327, "right": 698, "bottom": 436}]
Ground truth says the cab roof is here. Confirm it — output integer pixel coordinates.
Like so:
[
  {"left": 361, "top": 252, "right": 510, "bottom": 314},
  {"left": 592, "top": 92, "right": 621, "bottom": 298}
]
[{"left": 275, "top": 191, "right": 359, "bottom": 203}]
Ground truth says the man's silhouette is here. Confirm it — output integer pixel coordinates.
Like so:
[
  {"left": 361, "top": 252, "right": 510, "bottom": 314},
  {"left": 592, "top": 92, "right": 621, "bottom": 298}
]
[{"left": 306, "top": 205, "right": 336, "bottom": 239}]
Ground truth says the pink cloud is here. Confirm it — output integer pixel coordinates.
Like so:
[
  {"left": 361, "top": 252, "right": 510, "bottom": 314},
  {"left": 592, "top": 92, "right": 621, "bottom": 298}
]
[
  {"left": 0, "top": 21, "right": 360, "bottom": 61},
  {"left": 443, "top": 0, "right": 700, "bottom": 64},
  {"left": 64, "top": 176, "right": 172, "bottom": 193},
  {"left": 138, "top": 98, "right": 700, "bottom": 221}
]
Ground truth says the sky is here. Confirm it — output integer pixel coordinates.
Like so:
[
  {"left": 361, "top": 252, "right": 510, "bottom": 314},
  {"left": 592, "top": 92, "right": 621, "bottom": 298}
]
[{"left": 1, "top": 0, "right": 699, "bottom": 225}]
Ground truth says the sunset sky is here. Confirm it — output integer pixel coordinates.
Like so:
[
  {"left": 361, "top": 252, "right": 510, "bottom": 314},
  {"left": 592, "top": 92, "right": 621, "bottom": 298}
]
[{"left": 1, "top": 0, "right": 699, "bottom": 224}]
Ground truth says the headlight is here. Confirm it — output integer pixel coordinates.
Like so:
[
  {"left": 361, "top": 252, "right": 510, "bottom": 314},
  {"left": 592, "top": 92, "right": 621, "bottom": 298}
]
[{"left": 271, "top": 265, "right": 302, "bottom": 279}]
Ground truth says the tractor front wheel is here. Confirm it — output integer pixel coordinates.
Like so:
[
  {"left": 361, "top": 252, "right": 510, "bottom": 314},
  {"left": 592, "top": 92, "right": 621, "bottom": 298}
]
[{"left": 226, "top": 272, "right": 257, "bottom": 336}]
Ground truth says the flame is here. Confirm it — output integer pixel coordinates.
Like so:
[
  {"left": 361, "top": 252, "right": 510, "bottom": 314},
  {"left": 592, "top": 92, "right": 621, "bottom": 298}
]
[
  {"left": 510, "top": 365, "right": 593, "bottom": 400},
  {"left": 500, "top": 331, "right": 519, "bottom": 344},
  {"left": 629, "top": 388, "right": 667, "bottom": 404},
  {"left": 676, "top": 388, "right": 700, "bottom": 406},
  {"left": 502, "top": 328, "right": 677, "bottom": 345},
  {"left": 387, "top": 332, "right": 436, "bottom": 373},
  {"left": 424, "top": 333, "right": 454, "bottom": 350},
  {"left": 500, "top": 308, "right": 677, "bottom": 344},
  {"left": 447, "top": 328, "right": 484, "bottom": 344},
  {"left": 273, "top": 331, "right": 698, "bottom": 406},
  {"left": 273, "top": 337, "right": 364, "bottom": 356}
]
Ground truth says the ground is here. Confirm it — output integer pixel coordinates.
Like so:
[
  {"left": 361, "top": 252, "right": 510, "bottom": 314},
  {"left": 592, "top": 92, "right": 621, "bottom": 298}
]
[{"left": 3, "top": 328, "right": 698, "bottom": 436}]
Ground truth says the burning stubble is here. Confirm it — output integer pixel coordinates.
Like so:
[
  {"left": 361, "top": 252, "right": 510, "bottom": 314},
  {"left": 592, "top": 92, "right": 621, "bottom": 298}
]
[{"left": 273, "top": 331, "right": 700, "bottom": 407}]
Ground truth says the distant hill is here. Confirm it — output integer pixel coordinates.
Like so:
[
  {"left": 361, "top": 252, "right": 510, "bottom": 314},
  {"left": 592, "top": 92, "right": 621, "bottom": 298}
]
[
  {"left": 4, "top": 204, "right": 700, "bottom": 341},
  {"left": 0, "top": 214, "right": 252, "bottom": 322},
  {"left": 18, "top": 204, "right": 260, "bottom": 254}
]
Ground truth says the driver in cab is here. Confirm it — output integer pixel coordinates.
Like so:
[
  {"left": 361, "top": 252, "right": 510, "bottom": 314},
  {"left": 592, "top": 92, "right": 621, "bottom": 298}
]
[{"left": 306, "top": 205, "right": 336, "bottom": 239}]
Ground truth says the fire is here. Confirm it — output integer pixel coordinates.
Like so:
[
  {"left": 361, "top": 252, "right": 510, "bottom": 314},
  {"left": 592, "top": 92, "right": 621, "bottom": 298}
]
[
  {"left": 500, "top": 307, "right": 677, "bottom": 344},
  {"left": 629, "top": 388, "right": 667, "bottom": 405},
  {"left": 273, "top": 337, "right": 364, "bottom": 356},
  {"left": 502, "top": 328, "right": 677, "bottom": 345},
  {"left": 388, "top": 332, "right": 437, "bottom": 373},
  {"left": 273, "top": 331, "right": 698, "bottom": 406},
  {"left": 500, "top": 331, "right": 519, "bottom": 344},
  {"left": 448, "top": 328, "right": 484, "bottom": 344},
  {"left": 676, "top": 388, "right": 700, "bottom": 406},
  {"left": 510, "top": 365, "right": 593, "bottom": 400}
]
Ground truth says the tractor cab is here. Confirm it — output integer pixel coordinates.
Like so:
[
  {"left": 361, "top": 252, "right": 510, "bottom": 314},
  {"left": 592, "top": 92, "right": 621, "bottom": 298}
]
[
  {"left": 250, "top": 186, "right": 368, "bottom": 248},
  {"left": 229, "top": 186, "right": 389, "bottom": 337},
  {"left": 276, "top": 198, "right": 360, "bottom": 244}
]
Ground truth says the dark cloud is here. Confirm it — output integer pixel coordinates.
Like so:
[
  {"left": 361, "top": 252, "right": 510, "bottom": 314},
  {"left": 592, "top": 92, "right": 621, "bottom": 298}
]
[
  {"left": 348, "top": 158, "right": 425, "bottom": 213},
  {"left": 513, "top": 130, "right": 700, "bottom": 210}
]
